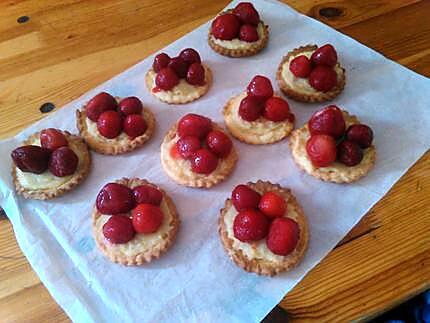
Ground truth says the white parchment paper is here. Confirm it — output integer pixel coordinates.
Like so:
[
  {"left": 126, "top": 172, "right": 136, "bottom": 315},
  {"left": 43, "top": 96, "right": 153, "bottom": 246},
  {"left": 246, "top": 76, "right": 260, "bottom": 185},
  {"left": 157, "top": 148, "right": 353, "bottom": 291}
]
[{"left": 1, "top": 0, "right": 429, "bottom": 322}]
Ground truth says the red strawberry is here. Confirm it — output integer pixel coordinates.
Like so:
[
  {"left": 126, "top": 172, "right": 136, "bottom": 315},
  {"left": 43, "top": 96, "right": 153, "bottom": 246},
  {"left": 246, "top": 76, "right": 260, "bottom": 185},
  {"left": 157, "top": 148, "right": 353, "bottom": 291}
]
[
  {"left": 40, "top": 128, "right": 68, "bottom": 151},
  {"left": 308, "top": 105, "right": 345, "bottom": 138},
  {"left": 177, "top": 136, "right": 201, "bottom": 159},
  {"left": 311, "top": 44, "right": 338, "bottom": 67},
  {"left": 190, "top": 149, "right": 218, "bottom": 174},
  {"left": 263, "top": 97, "right": 294, "bottom": 122},
  {"left": 118, "top": 97, "right": 143, "bottom": 116},
  {"left": 337, "top": 140, "right": 363, "bottom": 166},
  {"left": 97, "top": 110, "right": 123, "bottom": 139},
  {"left": 103, "top": 215, "right": 135, "bottom": 244},
  {"left": 123, "top": 114, "right": 147, "bottom": 139},
  {"left": 179, "top": 48, "right": 201, "bottom": 65},
  {"left": 309, "top": 66, "right": 338, "bottom": 92},
  {"left": 266, "top": 218, "right": 299, "bottom": 256},
  {"left": 186, "top": 63, "right": 205, "bottom": 86},
  {"left": 96, "top": 183, "right": 135, "bottom": 215},
  {"left": 306, "top": 134, "right": 337, "bottom": 167},
  {"left": 239, "top": 24, "right": 259, "bottom": 42},
  {"left": 233, "top": 2, "right": 260, "bottom": 26},
  {"left": 346, "top": 124, "right": 373, "bottom": 148},
  {"left": 206, "top": 130, "right": 232, "bottom": 158},
  {"left": 155, "top": 67, "right": 179, "bottom": 91},
  {"left": 177, "top": 114, "right": 212, "bottom": 139},
  {"left": 231, "top": 184, "right": 261, "bottom": 211},
  {"left": 85, "top": 92, "right": 117, "bottom": 122},
  {"left": 233, "top": 209, "right": 269, "bottom": 242},
  {"left": 259, "top": 191, "right": 286, "bottom": 218},
  {"left": 48, "top": 147, "right": 78, "bottom": 177},
  {"left": 152, "top": 53, "right": 171, "bottom": 73},
  {"left": 247, "top": 75, "right": 274, "bottom": 102},
  {"left": 168, "top": 56, "right": 188, "bottom": 79},
  {"left": 238, "top": 95, "right": 264, "bottom": 121},
  {"left": 132, "top": 204, "right": 163, "bottom": 234},
  {"left": 211, "top": 13, "right": 240, "bottom": 40},
  {"left": 11, "top": 145, "right": 50, "bottom": 174},
  {"left": 289, "top": 55, "right": 312, "bottom": 78},
  {"left": 132, "top": 185, "right": 163, "bottom": 206}
]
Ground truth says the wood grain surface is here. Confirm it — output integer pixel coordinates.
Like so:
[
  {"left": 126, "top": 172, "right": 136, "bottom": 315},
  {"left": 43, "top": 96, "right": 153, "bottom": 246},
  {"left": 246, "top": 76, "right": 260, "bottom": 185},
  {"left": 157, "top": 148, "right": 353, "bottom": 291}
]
[{"left": 0, "top": 1, "right": 429, "bottom": 322}]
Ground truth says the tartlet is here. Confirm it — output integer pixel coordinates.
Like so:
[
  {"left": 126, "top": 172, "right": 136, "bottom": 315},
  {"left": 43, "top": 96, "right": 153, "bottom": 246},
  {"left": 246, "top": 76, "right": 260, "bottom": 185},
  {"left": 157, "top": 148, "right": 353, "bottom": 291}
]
[
  {"left": 76, "top": 93, "right": 155, "bottom": 155},
  {"left": 208, "top": 3, "right": 269, "bottom": 57},
  {"left": 11, "top": 129, "right": 91, "bottom": 200},
  {"left": 277, "top": 44, "right": 345, "bottom": 103},
  {"left": 219, "top": 180, "right": 309, "bottom": 276},
  {"left": 223, "top": 75, "right": 295, "bottom": 145},
  {"left": 290, "top": 106, "right": 376, "bottom": 183},
  {"left": 145, "top": 48, "right": 212, "bottom": 104},
  {"left": 93, "top": 178, "right": 179, "bottom": 265},
  {"left": 160, "top": 114, "right": 238, "bottom": 188}
]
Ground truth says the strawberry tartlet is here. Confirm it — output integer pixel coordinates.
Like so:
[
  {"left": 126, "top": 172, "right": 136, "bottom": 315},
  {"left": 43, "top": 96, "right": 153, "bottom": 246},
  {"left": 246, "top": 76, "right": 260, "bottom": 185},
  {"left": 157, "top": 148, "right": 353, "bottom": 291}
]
[
  {"left": 290, "top": 105, "right": 376, "bottom": 183},
  {"left": 76, "top": 92, "right": 155, "bottom": 155},
  {"left": 160, "top": 113, "right": 238, "bottom": 188},
  {"left": 219, "top": 180, "right": 309, "bottom": 276},
  {"left": 11, "top": 128, "right": 91, "bottom": 200},
  {"left": 145, "top": 48, "right": 212, "bottom": 104},
  {"left": 277, "top": 44, "right": 346, "bottom": 102},
  {"left": 223, "top": 75, "right": 295, "bottom": 144},
  {"left": 208, "top": 2, "right": 269, "bottom": 57},
  {"left": 93, "top": 178, "right": 179, "bottom": 265}
]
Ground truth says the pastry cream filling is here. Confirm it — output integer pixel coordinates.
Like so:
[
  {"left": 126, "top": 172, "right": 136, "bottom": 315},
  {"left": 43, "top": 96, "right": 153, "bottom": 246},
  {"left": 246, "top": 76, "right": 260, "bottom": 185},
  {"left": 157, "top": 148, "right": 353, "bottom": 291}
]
[
  {"left": 147, "top": 65, "right": 210, "bottom": 102},
  {"left": 161, "top": 133, "right": 230, "bottom": 180},
  {"left": 211, "top": 23, "right": 265, "bottom": 49},
  {"left": 95, "top": 199, "right": 172, "bottom": 255},
  {"left": 225, "top": 92, "right": 293, "bottom": 141},
  {"left": 224, "top": 197, "right": 299, "bottom": 263},
  {"left": 281, "top": 51, "right": 344, "bottom": 94},
  {"left": 16, "top": 138, "right": 85, "bottom": 190},
  {"left": 85, "top": 109, "right": 150, "bottom": 143},
  {"left": 292, "top": 116, "right": 374, "bottom": 181}
]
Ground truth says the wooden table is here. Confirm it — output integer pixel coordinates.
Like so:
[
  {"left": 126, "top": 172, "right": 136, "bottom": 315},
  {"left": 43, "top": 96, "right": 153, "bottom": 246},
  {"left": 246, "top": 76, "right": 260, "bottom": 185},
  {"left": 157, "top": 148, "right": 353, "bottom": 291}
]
[{"left": 0, "top": 1, "right": 429, "bottom": 321}]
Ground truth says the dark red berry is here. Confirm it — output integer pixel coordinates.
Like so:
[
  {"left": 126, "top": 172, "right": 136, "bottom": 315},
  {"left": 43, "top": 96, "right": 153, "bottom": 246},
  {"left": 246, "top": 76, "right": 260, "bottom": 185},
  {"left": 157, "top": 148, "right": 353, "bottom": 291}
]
[
  {"left": 211, "top": 13, "right": 240, "bottom": 40},
  {"left": 48, "top": 147, "right": 78, "bottom": 177},
  {"left": 238, "top": 95, "right": 264, "bottom": 121},
  {"left": 239, "top": 24, "right": 259, "bottom": 42},
  {"left": 311, "top": 44, "right": 338, "bottom": 67},
  {"left": 247, "top": 75, "right": 274, "bottom": 102},
  {"left": 233, "top": 2, "right": 260, "bottom": 26},
  {"left": 11, "top": 145, "right": 50, "bottom": 174},
  {"left": 118, "top": 97, "right": 143, "bottom": 116},
  {"left": 123, "top": 114, "right": 147, "bottom": 139},
  {"left": 309, "top": 66, "right": 338, "bottom": 92},
  {"left": 337, "top": 140, "right": 363, "bottom": 166},
  {"left": 233, "top": 209, "right": 269, "bottom": 242},
  {"left": 306, "top": 134, "right": 337, "bottom": 167},
  {"left": 190, "top": 149, "right": 218, "bottom": 174},
  {"left": 179, "top": 48, "right": 201, "bottom": 65},
  {"left": 40, "top": 128, "right": 68, "bottom": 151},
  {"left": 267, "top": 218, "right": 299, "bottom": 256},
  {"left": 155, "top": 67, "right": 179, "bottom": 91},
  {"left": 289, "top": 55, "right": 312, "bottom": 78},
  {"left": 263, "top": 97, "right": 293, "bottom": 122},
  {"left": 96, "top": 183, "right": 135, "bottom": 215},
  {"left": 186, "top": 63, "right": 205, "bottom": 86},
  {"left": 308, "top": 105, "right": 345, "bottom": 138},
  {"left": 177, "top": 136, "right": 201, "bottom": 159},
  {"left": 132, "top": 185, "right": 163, "bottom": 206},
  {"left": 85, "top": 92, "right": 117, "bottom": 122},
  {"left": 177, "top": 114, "right": 212, "bottom": 139},
  {"left": 206, "top": 130, "right": 232, "bottom": 158},
  {"left": 346, "top": 124, "right": 373, "bottom": 148},
  {"left": 97, "top": 110, "right": 123, "bottom": 139},
  {"left": 153, "top": 53, "right": 171, "bottom": 73},
  {"left": 103, "top": 215, "right": 135, "bottom": 244},
  {"left": 168, "top": 56, "right": 188, "bottom": 79},
  {"left": 231, "top": 184, "right": 261, "bottom": 211}
]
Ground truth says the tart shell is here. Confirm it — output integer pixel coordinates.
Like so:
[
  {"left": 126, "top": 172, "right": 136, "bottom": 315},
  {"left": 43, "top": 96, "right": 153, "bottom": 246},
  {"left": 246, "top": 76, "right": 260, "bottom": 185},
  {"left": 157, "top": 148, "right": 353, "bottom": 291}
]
[
  {"left": 12, "top": 131, "right": 91, "bottom": 200},
  {"left": 208, "top": 22, "right": 269, "bottom": 58},
  {"left": 276, "top": 45, "right": 346, "bottom": 103},
  {"left": 223, "top": 93, "right": 295, "bottom": 145},
  {"left": 219, "top": 180, "right": 309, "bottom": 276},
  {"left": 289, "top": 111, "right": 376, "bottom": 183},
  {"left": 76, "top": 105, "right": 155, "bottom": 155},
  {"left": 145, "top": 65, "right": 212, "bottom": 105},
  {"left": 160, "top": 123, "right": 238, "bottom": 188},
  {"left": 92, "top": 178, "right": 180, "bottom": 265}
]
